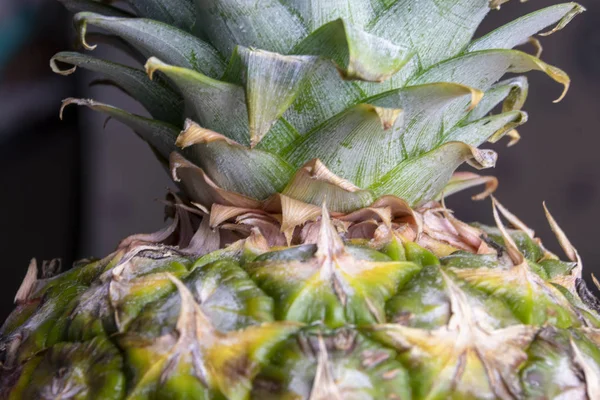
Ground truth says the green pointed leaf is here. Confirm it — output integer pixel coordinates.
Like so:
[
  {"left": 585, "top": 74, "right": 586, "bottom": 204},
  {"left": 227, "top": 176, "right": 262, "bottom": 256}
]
[
  {"left": 146, "top": 57, "right": 300, "bottom": 150},
  {"left": 466, "top": 76, "right": 528, "bottom": 122},
  {"left": 282, "top": 0, "right": 380, "bottom": 31},
  {"left": 288, "top": 32, "right": 555, "bottom": 149},
  {"left": 170, "top": 153, "right": 263, "bottom": 209},
  {"left": 284, "top": 83, "right": 479, "bottom": 188},
  {"left": 412, "top": 49, "right": 570, "bottom": 106},
  {"left": 443, "top": 110, "right": 527, "bottom": 147},
  {"left": 369, "top": 142, "right": 497, "bottom": 206},
  {"left": 282, "top": 60, "right": 364, "bottom": 135},
  {"left": 292, "top": 18, "right": 413, "bottom": 82},
  {"left": 368, "top": 0, "right": 491, "bottom": 69},
  {"left": 467, "top": 3, "right": 585, "bottom": 53},
  {"left": 60, "top": 98, "right": 179, "bottom": 161},
  {"left": 178, "top": 120, "right": 295, "bottom": 200},
  {"left": 189, "top": 139, "right": 295, "bottom": 200},
  {"left": 232, "top": 47, "right": 318, "bottom": 147},
  {"left": 195, "top": 0, "right": 307, "bottom": 56},
  {"left": 365, "top": 83, "right": 481, "bottom": 158},
  {"left": 145, "top": 57, "right": 249, "bottom": 144},
  {"left": 282, "top": 159, "right": 375, "bottom": 213},
  {"left": 74, "top": 12, "right": 225, "bottom": 78},
  {"left": 124, "top": 0, "right": 196, "bottom": 32},
  {"left": 51, "top": 51, "right": 183, "bottom": 125},
  {"left": 284, "top": 104, "right": 400, "bottom": 188},
  {"left": 254, "top": 118, "right": 302, "bottom": 154}
]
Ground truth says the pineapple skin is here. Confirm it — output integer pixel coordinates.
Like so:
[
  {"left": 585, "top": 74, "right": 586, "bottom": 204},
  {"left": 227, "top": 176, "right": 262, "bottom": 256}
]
[{"left": 1, "top": 199, "right": 600, "bottom": 399}]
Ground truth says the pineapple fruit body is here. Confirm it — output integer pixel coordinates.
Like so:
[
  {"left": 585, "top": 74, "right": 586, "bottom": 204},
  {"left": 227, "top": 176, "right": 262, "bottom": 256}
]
[{"left": 2, "top": 0, "right": 600, "bottom": 398}]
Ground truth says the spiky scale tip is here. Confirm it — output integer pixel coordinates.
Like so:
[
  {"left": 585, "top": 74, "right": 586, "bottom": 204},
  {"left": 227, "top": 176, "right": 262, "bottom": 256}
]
[{"left": 2, "top": 0, "right": 599, "bottom": 398}]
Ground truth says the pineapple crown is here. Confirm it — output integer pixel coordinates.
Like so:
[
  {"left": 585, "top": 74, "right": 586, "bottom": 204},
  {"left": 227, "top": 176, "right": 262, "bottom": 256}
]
[{"left": 54, "top": 0, "right": 583, "bottom": 213}]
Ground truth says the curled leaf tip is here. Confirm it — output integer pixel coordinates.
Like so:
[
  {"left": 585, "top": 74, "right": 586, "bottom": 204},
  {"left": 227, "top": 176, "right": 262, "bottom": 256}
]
[
  {"left": 144, "top": 57, "right": 168, "bottom": 80},
  {"left": 177, "top": 119, "right": 240, "bottom": 148},
  {"left": 169, "top": 152, "right": 185, "bottom": 182},
  {"left": 464, "top": 146, "right": 497, "bottom": 170},
  {"left": 468, "top": 88, "right": 485, "bottom": 111},
  {"left": 539, "top": 4, "right": 586, "bottom": 37},
  {"left": 60, "top": 97, "right": 92, "bottom": 120},
  {"left": 542, "top": 64, "right": 571, "bottom": 103},
  {"left": 487, "top": 111, "right": 527, "bottom": 144},
  {"left": 50, "top": 55, "right": 77, "bottom": 76},
  {"left": 102, "top": 116, "right": 113, "bottom": 130},
  {"left": 73, "top": 13, "right": 97, "bottom": 50},
  {"left": 527, "top": 37, "right": 543, "bottom": 59},
  {"left": 506, "top": 129, "right": 521, "bottom": 147},
  {"left": 440, "top": 172, "right": 498, "bottom": 201}
]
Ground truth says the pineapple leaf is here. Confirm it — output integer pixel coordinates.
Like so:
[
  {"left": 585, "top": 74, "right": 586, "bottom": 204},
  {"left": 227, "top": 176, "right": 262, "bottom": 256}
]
[
  {"left": 227, "top": 47, "right": 318, "bottom": 147},
  {"left": 146, "top": 57, "right": 301, "bottom": 150},
  {"left": 281, "top": 159, "right": 375, "bottom": 213},
  {"left": 369, "top": 142, "right": 497, "bottom": 206},
  {"left": 145, "top": 57, "right": 250, "bottom": 145},
  {"left": 284, "top": 83, "right": 480, "bottom": 188},
  {"left": 291, "top": 18, "right": 414, "bottom": 82},
  {"left": 368, "top": 0, "right": 490, "bottom": 69},
  {"left": 466, "top": 76, "right": 528, "bottom": 122},
  {"left": 467, "top": 3, "right": 585, "bottom": 53},
  {"left": 412, "top": 49, "right": 570, "bottom": 104},
  {"left": 282, "top": 0, "right": 380, "bottom": 31},
  {"left": 195, "top": 0, "right": 308, "bottom": 57},
  {"left": 170, "top": 153, "right": 262, "bottom": 209},
  {"left": 177, "top": 120, "right": 296, "bottom": 200},
  {"left": 73, "top": 12, "right": 225, "bottom": 78},
  {"left": 51, "top": 51, "right": 183, "bottom": 125},
  {"left": 60, "top": 98, "right": 179, "bottom": 161},
  {"left": 282, "top": 60, "right": 365, "bottom": 135},
  {"left": 280, "top": 3, "right": 570, "bottom": 138},
  {"left": 57, "top": 0, "right": 134, "bottom": 17},
  {"left": 437, "top": 172, "right": 498, "bottom": 201},
  {"left": 124, "top": 0, "right": 196, "bottom": 32},
  {"left": 443, "top": 110, "right": 527, "bottom": 147}
]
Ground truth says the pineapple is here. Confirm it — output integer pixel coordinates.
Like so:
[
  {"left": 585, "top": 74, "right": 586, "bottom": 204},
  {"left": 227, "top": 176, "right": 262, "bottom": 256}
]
[{"left": 2, "top": 0, "right": 599, "bottom": 398}]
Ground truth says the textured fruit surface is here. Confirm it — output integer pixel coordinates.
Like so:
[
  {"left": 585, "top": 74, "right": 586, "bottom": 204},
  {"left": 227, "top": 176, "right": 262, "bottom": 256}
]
[{"left": 2, "top": 198, "right": 600, "bottom": 399}]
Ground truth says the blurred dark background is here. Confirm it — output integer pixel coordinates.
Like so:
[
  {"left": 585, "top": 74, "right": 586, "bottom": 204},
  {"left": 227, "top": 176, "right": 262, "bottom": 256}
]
[{"left": 0, "top": 0, "right": 598, "bottom": 320}]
